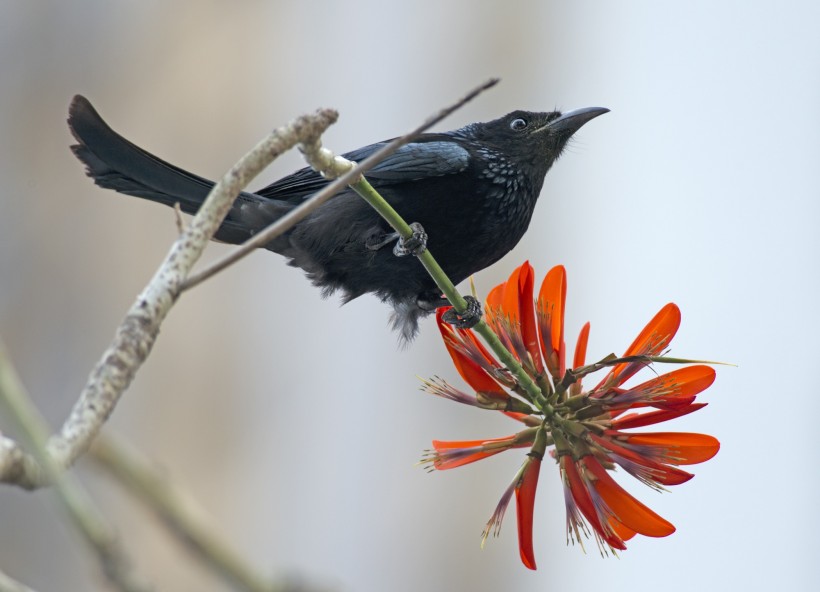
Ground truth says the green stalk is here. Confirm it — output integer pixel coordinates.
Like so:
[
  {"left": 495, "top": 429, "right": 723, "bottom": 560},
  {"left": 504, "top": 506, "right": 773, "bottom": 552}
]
[{"left": 350, "top": 178, "right": 544, "bottom": 404}]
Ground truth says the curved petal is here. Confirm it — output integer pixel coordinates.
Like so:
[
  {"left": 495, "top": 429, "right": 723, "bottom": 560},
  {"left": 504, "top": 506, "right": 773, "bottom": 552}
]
[
  {"left": 430, "top": 436, "right": 529, "bottom": 470},
  {"left": 606, "top": 365, "right": 716, "bottom": 412},
  {"left": 485, "top": 283, "right": 505, "bottom": 317},
  {"left": 623, "top": 365, "right": 716, "bottom": 407},
  {"left": 621, "top": 432, "right": 720, "bottom": 465},
  {"left": 561, "top": 456, "right": 626, "bottom": 550},
  {"left": 583, "top": 457, "right": 676, "bottom": 537},
  {"left": 515, "top": 457, "right": 541, "bottom": 570},
  {"left": 485, "top": 263, "right": 540, "bottom": 370},
  {"left": 573, "top": 322, "right": 591, "bottom": 370},
  {"left": 612, "top": 403, "right": 708, "bottom": 429},
  {"left": 591, "top": 434, "right": 694, "bottom": 486},
  {"left": 517, "top": 263, "right": 544, "bottom": 374},
  {"left": 607, "top": 517, "right": 637, "bottom": 543},
  {"left": 537, "top": 265, "right": 567, "bottom": 379},
  {"left": 436, "top": 309, "right": 506, "bottom": 395},
  {"left": 570, "top": 322, "right": 591, "bottom": 396},
  {"left": 604, "top": 303, "right": 681, "bottom": 388}
]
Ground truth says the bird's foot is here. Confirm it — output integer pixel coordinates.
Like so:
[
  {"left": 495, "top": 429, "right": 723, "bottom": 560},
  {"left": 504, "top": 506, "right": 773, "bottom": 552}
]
[
  {"left": 393, "top": 222, "right": 428, "bottom": 257},
  {"left": 441, "top": 296, "right": 483, "bottom": 329}
]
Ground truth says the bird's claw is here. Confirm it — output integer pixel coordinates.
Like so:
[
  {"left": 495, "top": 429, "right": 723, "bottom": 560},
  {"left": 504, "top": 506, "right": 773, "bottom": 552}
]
[
  {"left": 393, "top": 222, "right": 428, "bottom": 257},
  {"left": 441, "top": 296, "right": 483, "bottom": 329}
]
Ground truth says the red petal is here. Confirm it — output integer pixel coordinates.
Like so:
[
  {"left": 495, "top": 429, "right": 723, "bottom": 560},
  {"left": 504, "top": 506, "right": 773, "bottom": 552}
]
[
  {"left": 623, "top": 432, "right": 720, "bottom": 465},
  {"left": 607, "top": 517, "right": 637, "bottom": 542},
  {"left": 436, "top": 309, "right": 506, "bottom": 395},
  {"left": 516, "top": 263, "right": 544, "bottom": 374},
  {"left": 515, "top": 457, "right": 541, "bottom": 570},
  {"left": 485, "top": 263, "right": 526, "bottom": 320},
  {"left": 612, "top": 403, "right": 708, "bottom": 429},
  {"left": 570, "top": 322, "right": 591, "bottom": 396},
  {"left": 573, "top": 322, "right": 590, "bottom": 370},
  {"left": 606, "top": 303, "right": 681, "bottom": 387},
  {"left": 583, "top": 457, "right": 676, "bottom": 537},
  {"left": 431, "top": 436, "right": 528, "bottom": 470},
  {"left": 502, "top": 266, "right": 523, "bottom": 319},
  {"left": 485, "top": 283, "right": 505, "bottom": 316},
  {"left": 626, "top": 365, "right": 716, "bottom": 407},
  {"left": 562, "top": 456, "right": 626, "bottom": 550},
  {"left": 591, "top": 434, "right": 694, "bottom": 486},
  {"left": 537, "top": 266, "right": 567, "bottom": 378}
]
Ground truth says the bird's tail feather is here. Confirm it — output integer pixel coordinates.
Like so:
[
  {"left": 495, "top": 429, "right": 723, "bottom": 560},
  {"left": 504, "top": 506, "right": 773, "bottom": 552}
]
[{"left": 68, "top": 95, "right": 220, "bottom": 215}]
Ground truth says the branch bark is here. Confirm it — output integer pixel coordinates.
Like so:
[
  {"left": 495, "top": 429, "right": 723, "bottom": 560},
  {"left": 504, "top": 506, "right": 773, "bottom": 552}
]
[{"left": 0, "top": 108, "right": 340, "bottom": 489}]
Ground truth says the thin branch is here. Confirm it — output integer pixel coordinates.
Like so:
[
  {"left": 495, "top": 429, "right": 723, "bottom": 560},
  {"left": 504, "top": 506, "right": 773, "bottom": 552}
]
[
  {"left": 0, "top": 339, "right": 152, "bottom": 592},
  {"left": 181, "top": 77, "right": 499, "bottom": 290},
  {"left": 0, "top": 109, "right": 340, "bottom": 489},
  {"left": 89, "top": 436, "right": 285, "bottom": 592}
]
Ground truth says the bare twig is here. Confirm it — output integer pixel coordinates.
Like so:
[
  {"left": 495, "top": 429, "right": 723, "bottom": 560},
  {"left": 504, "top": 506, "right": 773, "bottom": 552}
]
[
  {"left": 0, "top": 339, "right": 151, "bottom": 592},
  {"left": 0, "top": 109, "right": 340, "bottom": 489},
  {"left": 90, "top": 436, "right": 284, "bottom": 592},
  {"left": 182, "top": 77, "right": 499, "bottom": 290},
  {"left": 173, "top": 201, "right": 186, "bottom": 234}
]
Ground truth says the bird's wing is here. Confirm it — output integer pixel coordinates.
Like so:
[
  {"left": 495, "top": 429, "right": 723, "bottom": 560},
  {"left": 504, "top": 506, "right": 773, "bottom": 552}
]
[{"left": 254, "top": 138, "right": 470, "bottom": 202}]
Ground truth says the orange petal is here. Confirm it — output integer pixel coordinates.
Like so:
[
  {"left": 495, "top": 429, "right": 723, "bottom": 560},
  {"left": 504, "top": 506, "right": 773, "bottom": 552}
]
[
  {"left": 607, "top": 517, "right": 636, "bottom": 542},
  {"left": 537, "top": 265, "right": 567, "bottom": 378},
  {"left": 516, "top": 263, "right": 544, "bottom": 373},
  {"left": 626, "top": 366, "right": 716, "bottom": 406},
  {"left": 562, "top": 457, "right": 626, "bottom": 550},
  {"left": 624, "top": 432, "right": 720, "bottom": 465},
  {"left": 612, "top": 403, "right": 708, "bottom": 429},
  {"left": 502, "top": 265, "right": 523, "bottom": 319},
  {"left": 486, "top": 263, "right": 526, "bottom": 321},
  {"left": 436, "top": 310, "right": 506, "bottom": 395},
  {"left": 431, "top": 437, "right": 521, "bottom": 470},
  {"left": 608, "top": 303, "right": 681, "bottom": 386},
  {"left": 591, "top": 434, "right": 694, "bottom": 486},
  {"left": 583, "top": 457, "right": 676, "bottom": 537},
  {"left": 515, "top": 457, "right": 541, "bottom": 570},
  {"left": 570, "top": 322, "right": 591, "bottom": 396},
  {"left": 573, "top": 322, "right": 590, "bottom": 370},
  {"left": 485, "top": 283, "right": 505, "bottom": 317}
]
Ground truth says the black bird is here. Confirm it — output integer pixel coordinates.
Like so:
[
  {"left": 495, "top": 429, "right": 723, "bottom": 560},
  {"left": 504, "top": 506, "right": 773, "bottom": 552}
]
[{"left": 67, "top": 96, "right": 607, "bottom": 340}]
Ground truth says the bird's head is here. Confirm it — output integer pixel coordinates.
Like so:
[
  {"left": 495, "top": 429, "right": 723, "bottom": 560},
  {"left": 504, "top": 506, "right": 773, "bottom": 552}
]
[{"left": 471, "top": 107, "right": 609, "bottom": 175}]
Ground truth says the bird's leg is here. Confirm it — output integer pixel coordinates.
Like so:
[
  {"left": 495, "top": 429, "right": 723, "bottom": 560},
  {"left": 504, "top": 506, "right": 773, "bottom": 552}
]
[
  {"left": 393, "top": 222, "right": 428, "bottom": 257},
  {"left": 441, "top": 295, "right": 483, "bottom": 329},
  {"left": 365, "top": 230, "right": 400, "bottom": 251},
  {"left": 364, "top": 222, "right": 428, "bottom": 256},
  {"left": 417, "top": 291, "right": 449, "bottom": 312},
  {"left": 418, "top": 291, "right": 483, "bottom": 328}
]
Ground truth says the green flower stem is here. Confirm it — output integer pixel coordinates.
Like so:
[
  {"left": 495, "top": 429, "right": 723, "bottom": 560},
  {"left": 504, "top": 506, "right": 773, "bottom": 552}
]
[{"left": 350, "top": 178, "right": 545, "bottom": 405}]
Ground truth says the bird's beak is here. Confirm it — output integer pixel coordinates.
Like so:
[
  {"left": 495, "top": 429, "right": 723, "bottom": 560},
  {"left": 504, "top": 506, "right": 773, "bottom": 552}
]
[{"left": 541, "top": 106, "right": 609, "bottom": 135}]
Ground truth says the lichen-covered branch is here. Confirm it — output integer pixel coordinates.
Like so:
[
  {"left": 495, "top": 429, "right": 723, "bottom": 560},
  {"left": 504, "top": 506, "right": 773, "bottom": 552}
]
[{"left": 0, "top": 108, "right": 340, "bottom": 489}]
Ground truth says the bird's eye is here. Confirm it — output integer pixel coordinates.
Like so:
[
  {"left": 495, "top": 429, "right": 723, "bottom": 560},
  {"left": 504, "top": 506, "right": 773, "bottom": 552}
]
[{"left": 510, "top": 118, "right": 528, "bottom": 131}]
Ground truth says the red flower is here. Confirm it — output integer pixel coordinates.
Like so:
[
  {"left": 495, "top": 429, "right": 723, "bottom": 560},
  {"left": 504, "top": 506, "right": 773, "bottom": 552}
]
[{"left": 423, "top": 262, "right": 719, "bottom": 567}]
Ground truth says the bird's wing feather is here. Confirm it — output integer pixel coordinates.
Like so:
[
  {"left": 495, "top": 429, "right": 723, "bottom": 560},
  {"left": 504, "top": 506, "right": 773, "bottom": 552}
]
[{"left": 254, "top": 139, "right": 470, "bottom": 202}]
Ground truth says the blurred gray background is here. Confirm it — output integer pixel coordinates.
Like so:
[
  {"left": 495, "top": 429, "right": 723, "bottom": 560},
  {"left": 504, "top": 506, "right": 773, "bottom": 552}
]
[{"left": 1, "top": 1, "right": 817, "bottom": 590}]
